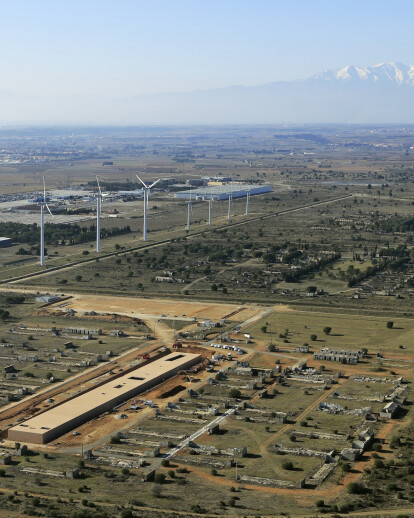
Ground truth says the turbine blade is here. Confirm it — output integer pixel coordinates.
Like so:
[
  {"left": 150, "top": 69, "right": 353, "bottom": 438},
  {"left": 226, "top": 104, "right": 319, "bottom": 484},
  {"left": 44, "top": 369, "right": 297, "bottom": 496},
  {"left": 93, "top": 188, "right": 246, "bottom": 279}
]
[
  {"left": 136, "top": 175, "right": 147, "bottom": 188},
  {"left": 43, "top": 176, "right": 46, "bottom": 202},
  {"left": 45, "top": 203, "right": 53, "bottom": 217},
  {"left": 148, "top": 178, "right": 160, "bottom": 189}
]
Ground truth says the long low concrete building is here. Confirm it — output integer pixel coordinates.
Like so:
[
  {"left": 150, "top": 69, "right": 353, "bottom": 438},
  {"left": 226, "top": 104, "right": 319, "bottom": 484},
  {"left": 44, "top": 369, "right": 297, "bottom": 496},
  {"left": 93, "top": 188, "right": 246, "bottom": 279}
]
[
  {"left": 173, "top": 184, "right": 272, "bottom": 200},
  {"left": 8, "top": 352, "right": 201, "bottom": 444}
]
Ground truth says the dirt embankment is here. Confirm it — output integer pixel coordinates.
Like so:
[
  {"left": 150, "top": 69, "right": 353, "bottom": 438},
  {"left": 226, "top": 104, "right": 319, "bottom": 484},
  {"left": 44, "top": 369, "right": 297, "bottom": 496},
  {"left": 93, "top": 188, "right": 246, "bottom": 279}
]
[{"left": 34, "top": 308, "right": 145, "bottom": 325}]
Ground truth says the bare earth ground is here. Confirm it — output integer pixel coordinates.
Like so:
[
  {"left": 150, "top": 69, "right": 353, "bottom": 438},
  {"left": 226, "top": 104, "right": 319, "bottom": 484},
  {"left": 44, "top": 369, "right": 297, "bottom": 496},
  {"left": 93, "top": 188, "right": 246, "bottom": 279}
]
[{"left": 56, "top": 293, "right": 264, "bottom": 322}]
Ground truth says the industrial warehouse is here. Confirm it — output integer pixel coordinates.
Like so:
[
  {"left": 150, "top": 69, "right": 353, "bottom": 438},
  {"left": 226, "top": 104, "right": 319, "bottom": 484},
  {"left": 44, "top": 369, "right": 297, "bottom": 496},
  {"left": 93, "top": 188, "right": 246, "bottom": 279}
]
[
  {"left": 173, "top": 183, "right": 272, "bottom": 200},
  {"left": 8, "top": 352, "right": 201, "bottom": 444}
]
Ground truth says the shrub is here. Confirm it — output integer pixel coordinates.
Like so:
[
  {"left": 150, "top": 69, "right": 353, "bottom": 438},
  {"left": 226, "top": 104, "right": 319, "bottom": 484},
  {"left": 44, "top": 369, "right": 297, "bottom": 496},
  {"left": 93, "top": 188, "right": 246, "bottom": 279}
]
[
  {"left": 347, "top": 482, "right": 366, "bottom": 494},
  {"left": 390, "top": 436, "right": 401, "bottom": 448},
  {"left": 154, "top": 473, "right": 166, "bottom": 484},
  {"left": 282, "top": 461, "right": 294, "bottom": 470},
  {"left": 387, "top": 482, "right": 399, "bottom": 491},
  {"left": 386, "top": 321, "right": 394, "bottom": 329},
  {"left": 161, "top": 459, "right": 170, "bottom": 467},
  {"left": 152, "top": 484, "right": 162, "bottom": 497}
]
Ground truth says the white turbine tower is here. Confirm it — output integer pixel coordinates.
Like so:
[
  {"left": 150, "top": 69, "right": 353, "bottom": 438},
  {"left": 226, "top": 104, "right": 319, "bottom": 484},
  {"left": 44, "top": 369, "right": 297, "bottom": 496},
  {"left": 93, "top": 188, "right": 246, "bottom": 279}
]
[
  {"left": 136, "top": 175, "right": 160, "bottom": 241},
  {"left": 39, "top": 176, "right": 53, "bottom": 266},
  {"left": 95, "top": 176, "right": 106, "bottom": 253},
  {"left": 245, "top": 189, "right": 250, "bottom": 216},
  {"left": 228, "top": 193, "right": 232, "bottom": 222},
  {"left": 208, "top": 194, "right": 213, "bottom": 225},
  {"left": 186, "top": 193, "right": 193, "bottom": 231}
]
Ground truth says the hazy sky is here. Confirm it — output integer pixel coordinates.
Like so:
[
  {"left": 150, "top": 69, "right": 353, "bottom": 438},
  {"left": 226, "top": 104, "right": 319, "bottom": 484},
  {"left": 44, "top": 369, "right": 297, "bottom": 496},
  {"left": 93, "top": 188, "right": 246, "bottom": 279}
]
[{"left": 2, "top": 0, "right": 414, "bottom": 97}]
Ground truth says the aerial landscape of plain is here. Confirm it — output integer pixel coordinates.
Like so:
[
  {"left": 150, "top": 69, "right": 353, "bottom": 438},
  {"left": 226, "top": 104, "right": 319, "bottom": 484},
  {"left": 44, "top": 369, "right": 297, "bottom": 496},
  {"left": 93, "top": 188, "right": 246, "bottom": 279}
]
[{"left": 1, "top": 1, "right": 414, "bottom": 517}]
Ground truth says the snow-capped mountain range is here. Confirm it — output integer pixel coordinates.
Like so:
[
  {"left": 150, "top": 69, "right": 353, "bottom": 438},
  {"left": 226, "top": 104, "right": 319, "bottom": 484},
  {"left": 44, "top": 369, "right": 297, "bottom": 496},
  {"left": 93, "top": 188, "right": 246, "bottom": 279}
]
[
  {"left": 1, "top": 62, "right": 414, "bottom": 124},
  {"left": 311, "top": 62, "right": 414, "bottom": 85}
]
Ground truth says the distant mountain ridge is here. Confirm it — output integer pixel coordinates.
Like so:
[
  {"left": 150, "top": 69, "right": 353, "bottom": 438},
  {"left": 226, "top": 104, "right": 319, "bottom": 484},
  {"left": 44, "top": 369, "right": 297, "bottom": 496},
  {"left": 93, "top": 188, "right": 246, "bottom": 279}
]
[
  {"left": 310, "top": 62, "right": 414, "bottom": 85},
  {"left": 1, "top": 62, "right": 414, "bottom": 124}
]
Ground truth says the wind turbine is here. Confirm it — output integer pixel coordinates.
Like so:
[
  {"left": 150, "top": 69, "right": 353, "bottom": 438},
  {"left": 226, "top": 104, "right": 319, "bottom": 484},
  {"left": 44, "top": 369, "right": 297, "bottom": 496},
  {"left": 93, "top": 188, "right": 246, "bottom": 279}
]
[
  {"left": 95, "top": 176, "right": 109, "bottom": 252},
  {"left": 186, "top": 193, "right": 193, "bottom": 231},
  {"left": 136, "top": 175, "right": 160, "bottom": 241},
  {"left": 208, "top": 193, "right": 213, "bottom": 225},
  {"left": 39, "top": 176, "right": 53, "bottom": 266},
  {"left": 228, "top": 192, "right": 232, "bottom": 222},
  {"left": 245, "top": 188, "right": 250, "bottom": 216}
]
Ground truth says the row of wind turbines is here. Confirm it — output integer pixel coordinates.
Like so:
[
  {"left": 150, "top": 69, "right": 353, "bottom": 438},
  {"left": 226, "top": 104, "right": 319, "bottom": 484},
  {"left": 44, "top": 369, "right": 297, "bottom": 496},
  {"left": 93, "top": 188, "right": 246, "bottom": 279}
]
[
  {"left": 38, "top": 175, "right": 252, "bottom": 266},
  {"left": 185, "top": 187, "right": 251, "bottom": 231}
]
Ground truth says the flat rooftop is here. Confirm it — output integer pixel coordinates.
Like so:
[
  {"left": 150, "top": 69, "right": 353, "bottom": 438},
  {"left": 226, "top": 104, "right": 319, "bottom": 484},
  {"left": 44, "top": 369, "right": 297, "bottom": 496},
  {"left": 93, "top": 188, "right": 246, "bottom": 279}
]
[
  {"left": 173, "top": 184, "right": 272, "bottom": 200},
  {"left": 9, "top": 352, "right": 201, "bottom": 443}
]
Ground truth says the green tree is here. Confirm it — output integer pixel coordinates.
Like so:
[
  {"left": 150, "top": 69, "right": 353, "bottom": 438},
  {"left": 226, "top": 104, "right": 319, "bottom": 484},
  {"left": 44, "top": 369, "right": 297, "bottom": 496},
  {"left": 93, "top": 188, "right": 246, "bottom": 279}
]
[{"left": 229, "top": 388, "right": 241, "bottom": 399}]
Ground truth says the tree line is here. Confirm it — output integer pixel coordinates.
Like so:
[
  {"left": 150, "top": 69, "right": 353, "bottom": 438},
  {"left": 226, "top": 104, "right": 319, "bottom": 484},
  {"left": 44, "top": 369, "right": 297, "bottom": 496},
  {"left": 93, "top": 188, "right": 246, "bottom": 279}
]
[{"left": 0, "top": 222, "right": 131, "bottom": 247}]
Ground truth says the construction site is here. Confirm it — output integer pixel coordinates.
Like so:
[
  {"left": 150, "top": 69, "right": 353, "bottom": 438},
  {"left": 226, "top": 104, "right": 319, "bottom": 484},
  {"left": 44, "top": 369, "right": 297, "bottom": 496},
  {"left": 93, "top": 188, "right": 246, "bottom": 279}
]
[{"left": 0, "top": 287, "right": 408, "bottom": 518}]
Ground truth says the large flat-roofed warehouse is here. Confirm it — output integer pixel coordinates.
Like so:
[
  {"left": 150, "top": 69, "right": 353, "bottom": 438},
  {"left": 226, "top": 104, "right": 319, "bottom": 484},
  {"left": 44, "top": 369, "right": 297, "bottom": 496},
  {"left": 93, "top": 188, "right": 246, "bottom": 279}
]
[
  {"left": 8, "top": 352, "right": 201, "bottom": 444},
  {"left": 173, "top": 184, "right": 272, "bottom": 200},
  {"left": 0, "top": 237, "right": 12, "bottom": 248}
]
